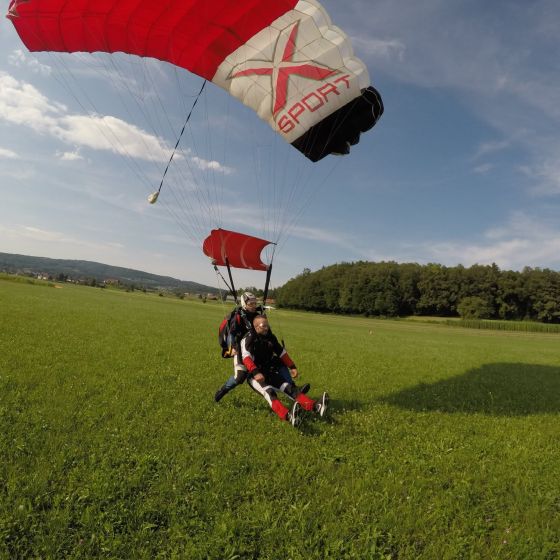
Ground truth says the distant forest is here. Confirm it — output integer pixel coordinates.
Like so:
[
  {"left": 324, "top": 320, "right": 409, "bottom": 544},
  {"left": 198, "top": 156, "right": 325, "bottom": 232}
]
[{"left": 276, "top": 262, "right": 560, "bottom": 323}]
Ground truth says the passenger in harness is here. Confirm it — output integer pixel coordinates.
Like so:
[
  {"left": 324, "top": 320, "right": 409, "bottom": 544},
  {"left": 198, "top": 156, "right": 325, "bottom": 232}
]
[
  {"left": 214, "top": 292, "right": 309, "bottom": 402},
  {"left": 241, "top": 315, "right": 329, "bottom": 427}
]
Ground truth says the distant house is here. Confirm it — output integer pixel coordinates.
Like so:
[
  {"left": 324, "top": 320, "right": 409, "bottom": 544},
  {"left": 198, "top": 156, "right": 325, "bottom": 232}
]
[{"left": 206, "top": 293, "right": 218, "bottom": 300}]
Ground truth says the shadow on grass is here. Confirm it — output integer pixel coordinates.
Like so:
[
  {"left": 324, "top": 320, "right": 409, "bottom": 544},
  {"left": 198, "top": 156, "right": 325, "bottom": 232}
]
[{"left": 380, "top": 362, "right": 560, "bottom": 416}]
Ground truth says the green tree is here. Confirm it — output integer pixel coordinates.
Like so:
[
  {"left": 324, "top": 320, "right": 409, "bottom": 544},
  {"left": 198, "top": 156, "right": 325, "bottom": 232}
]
[{"left": 457, "top": 296, "right": 494, "bottom": 319}]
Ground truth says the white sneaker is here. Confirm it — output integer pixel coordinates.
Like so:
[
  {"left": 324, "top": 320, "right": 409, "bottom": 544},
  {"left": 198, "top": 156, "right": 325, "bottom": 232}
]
[
  {"left": 287, "top": 401, "right": 303, "bottom": 427},
  {"left": 314, "top": 392, "right": 329, "bottom": 417}
]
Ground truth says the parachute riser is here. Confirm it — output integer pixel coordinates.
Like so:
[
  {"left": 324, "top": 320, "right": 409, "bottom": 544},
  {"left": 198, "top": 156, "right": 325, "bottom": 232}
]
[
  {"left": 225, "top": 258, "right": 239, "bottom": 305},
  {"left": 213, "top": 257, "right": 273, "bottom": 310},
  {"left": 213, "top": 262, "right": 238, "bottom": 304},
  {"left": 262, "top": 262, "right": 273, "bottom": 309}
]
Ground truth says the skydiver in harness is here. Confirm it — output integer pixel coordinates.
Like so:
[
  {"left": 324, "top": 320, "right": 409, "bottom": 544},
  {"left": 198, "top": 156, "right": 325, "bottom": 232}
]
[
  {"left": 214, "top": 292, "right": 310, "bottom": 402},
  {"left": 241, "top": 315, "right": 328, "bottom": 427}
]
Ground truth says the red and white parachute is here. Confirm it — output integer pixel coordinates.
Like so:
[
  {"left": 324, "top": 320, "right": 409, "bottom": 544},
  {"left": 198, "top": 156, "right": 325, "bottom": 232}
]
[{"left": 8, "top": 0, "right": 382, "bottom": 163}]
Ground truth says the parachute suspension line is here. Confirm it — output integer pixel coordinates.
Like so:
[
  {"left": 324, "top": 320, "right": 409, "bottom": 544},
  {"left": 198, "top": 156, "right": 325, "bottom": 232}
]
[
  {"left": 160, "top": 73, "right": 218, "bottom": 244},
  {"left": 149, "top": 80, "right": 207, "bottom": 204},
  {"left": 195, "top": 83, "right": 224, "bottom": 232},
  {"left": 213, "top": 267, "right": 229, "bottom": 315},
  {"left": 47, "top": 52, "right": 154, "bottom": 190},
  {"left": 262, "top": 244, "right": 276, "bottom": 307},
  {"left": 212, "top": 263, "right": 237, "bottom": 303},
  {"left": 277, "top": 155, "right": 341, "bottom": 256},
  {"left": 47, "top": 53, "right": 204, "bottom": 249}
]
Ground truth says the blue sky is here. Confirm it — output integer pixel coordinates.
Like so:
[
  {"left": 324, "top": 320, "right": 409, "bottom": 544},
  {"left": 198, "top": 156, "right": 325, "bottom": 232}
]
[{"left": 1, "top": 0, "right": 560, "bottom": 289}]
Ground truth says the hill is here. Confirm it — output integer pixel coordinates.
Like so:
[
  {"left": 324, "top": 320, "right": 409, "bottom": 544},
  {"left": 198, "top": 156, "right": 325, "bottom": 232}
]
[{"left": 0, "top": 252, "right": 218, "bottom": 294}]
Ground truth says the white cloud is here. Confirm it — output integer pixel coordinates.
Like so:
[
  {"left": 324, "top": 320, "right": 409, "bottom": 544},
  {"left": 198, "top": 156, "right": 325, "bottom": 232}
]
[
  {"left": 353, "top": 37, "right": 405, "bottom": 61},
  {"left": 153, "top": 233, "right": 199, "bottom": 247},
  {"left": 0, "top": 72, "right": 171, "bottom": 161},
  {"left": 473, "top": 163, "right": 493, "bottom": 174},
  {"left": 473, "top": 140, "right": 510, "bottom": 159},
  {"left": 56, "top": 149, "right": 84, "bottom": 161},
  {"left": 190, "top": 155, "right": 234, "bottom": 175},
  {"left": 0, "top": 72, "right": 235, "bottom": 173},
  {"left": 0, "top": 72, "right": 66, "bottom": 132},
  {"left": 289, "top": 224, "right": 354, "bottom": 245},
  {"left": 8, "top": 49, "right": 52, "bottom": 76},
  {"left": 64, "top": 51, "right": 169, "bottom": 100},
  {"left": 0, "top": 147, "right": 18, "bottom": 159},
  {"left": 0, "top": 224, "right": 126, "bottom": 253},
  {"left": 57, "top": 114, "right": 171, "bottom": 161},
  {"left": 403, "top": 212, "right": 560, "bottom": 270},
  {"left": 522, "top": 158, "right": 560, "bottom": 196}
]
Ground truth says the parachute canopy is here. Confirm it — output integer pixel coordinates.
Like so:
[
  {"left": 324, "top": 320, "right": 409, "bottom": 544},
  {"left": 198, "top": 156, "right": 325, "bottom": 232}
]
[
  {"left": 203, "top": 229, "right": 273, "bottom": 271},
  {"left": 7, "top": 0, "right": 383, "bottom": 162}
]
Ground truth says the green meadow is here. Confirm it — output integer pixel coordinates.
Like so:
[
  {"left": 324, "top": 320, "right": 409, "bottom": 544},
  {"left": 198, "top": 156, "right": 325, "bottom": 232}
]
[{"left": 1, "top": 278, "right": 560, "bottom": 559}]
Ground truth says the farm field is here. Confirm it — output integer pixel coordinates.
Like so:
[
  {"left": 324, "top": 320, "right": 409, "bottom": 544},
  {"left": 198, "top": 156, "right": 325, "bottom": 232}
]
[{"left": 1, "top": 278, "right": 560, "bottom": 559}]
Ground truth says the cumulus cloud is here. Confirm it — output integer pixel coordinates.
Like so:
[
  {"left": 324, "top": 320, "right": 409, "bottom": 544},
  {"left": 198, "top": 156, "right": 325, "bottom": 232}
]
[
  {"left": 57, "top": 113, "right": 172, "bottom": 161},
  {"left": 0, "top": 72, "right": 234, "bottom": 173},
  {"left": 0, "top": 72, "right": 167, "bottom": 159}
]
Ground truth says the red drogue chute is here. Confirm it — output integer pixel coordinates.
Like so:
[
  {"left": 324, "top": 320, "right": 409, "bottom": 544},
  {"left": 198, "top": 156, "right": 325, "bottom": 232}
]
[{"left": 203, "top": 229, "right": 274, "bottom": 272}]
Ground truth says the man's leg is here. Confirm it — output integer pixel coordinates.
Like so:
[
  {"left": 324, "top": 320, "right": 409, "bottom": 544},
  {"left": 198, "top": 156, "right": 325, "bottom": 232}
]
[
  {"left": 215, "top": 354, "right": 247, "bottom": 402},
  {"left": 276, "top": 366, "right": 310, "bottom": 398},
  {"left": 247, "top": 374, "right": 302, "bottom": 427}
]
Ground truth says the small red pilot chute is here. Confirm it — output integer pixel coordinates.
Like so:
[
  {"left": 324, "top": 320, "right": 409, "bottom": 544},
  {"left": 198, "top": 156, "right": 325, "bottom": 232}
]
[
  {"left": 203, "top": 228, "right": 275, "bottom": 303},
  {"left": 203, "top": 228, "right": 273, "bottom": 271}
]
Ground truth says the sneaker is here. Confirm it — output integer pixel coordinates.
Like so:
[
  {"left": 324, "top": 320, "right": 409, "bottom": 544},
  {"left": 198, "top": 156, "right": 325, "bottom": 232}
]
[
  {"left": 286, "top": 401, "right": 303, "bottom": 427},
  {"left": 214, "top": 386, "right": 229, "bottom": 402},
  {"left": 314, "top": 392, "right": 329, "bottom": 417},
  {"left": 299, "top": 383, "right": 310, "bottom": 395}
]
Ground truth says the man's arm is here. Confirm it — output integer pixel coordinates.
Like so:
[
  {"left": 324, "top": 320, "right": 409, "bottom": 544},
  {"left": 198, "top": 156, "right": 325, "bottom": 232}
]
[{"left": 240, "top": 334, "right": 260, "bottom": 376}]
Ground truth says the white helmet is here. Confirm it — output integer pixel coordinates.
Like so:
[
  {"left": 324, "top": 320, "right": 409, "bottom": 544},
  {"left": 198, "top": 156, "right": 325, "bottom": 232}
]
[{"left": 240, "top": 292, "right": 257, "bottom": 310}]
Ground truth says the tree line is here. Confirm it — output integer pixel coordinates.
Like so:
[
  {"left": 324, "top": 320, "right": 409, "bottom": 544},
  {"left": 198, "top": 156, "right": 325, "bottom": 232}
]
[{"left": 275, "top": 262, "right": 560, "bottom": 323}]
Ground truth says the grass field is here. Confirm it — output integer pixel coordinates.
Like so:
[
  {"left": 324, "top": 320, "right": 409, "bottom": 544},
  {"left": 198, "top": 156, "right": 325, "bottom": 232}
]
[{"left": 1, "top": 278, "right": 560, "bottom": 559}]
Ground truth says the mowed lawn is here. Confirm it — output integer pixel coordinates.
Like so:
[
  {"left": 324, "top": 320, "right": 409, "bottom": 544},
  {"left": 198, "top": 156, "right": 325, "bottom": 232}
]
[{"left": 1, "top": 278, "right": 560, "bottom": 559}]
